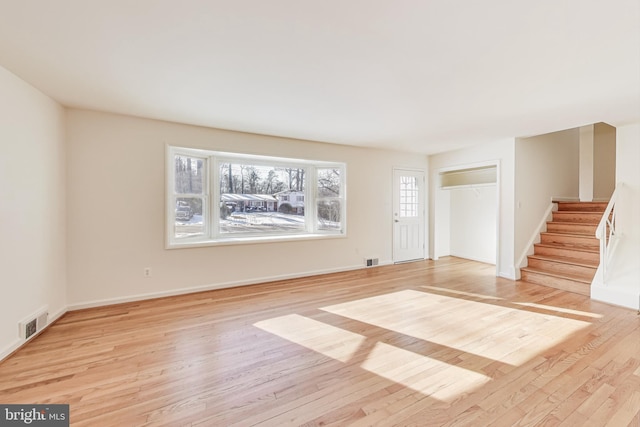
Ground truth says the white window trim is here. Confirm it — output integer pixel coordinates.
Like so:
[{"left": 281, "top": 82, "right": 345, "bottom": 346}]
[{"left": 166, "top": 145, "right": 346, "bottom": 249}]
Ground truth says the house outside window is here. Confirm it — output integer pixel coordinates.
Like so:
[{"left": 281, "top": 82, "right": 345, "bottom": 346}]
[
  {"left": 275, "top": 190, "right": 305, "bottom": 214},
  {"left": 167, "top": 146, "right": 346, "bottom": 247}
]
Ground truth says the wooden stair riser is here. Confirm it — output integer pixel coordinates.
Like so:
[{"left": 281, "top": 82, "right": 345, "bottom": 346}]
[
  {"left": 533, "top": 244, "right": 600, "bottom": 263},
  {"left": 546, "top": 222, "right": 597, "bottom": 235},
  {"left": 555, "top": 202, "right": 608, "bottom": 212},
  {"left": 527, "top": 257, "right": 596, "bottom": 280},
  {"left": 552, "top": 211, "right": 602, "bottom": 224},
  {"left": 520, "top": 270, "right": 590, "bottom": 296},
  {"left": 521, "top": 201, "right": 611, "bottom": 296},
  {"left": 540, "top": 233, "right": 599, "bottom": 250}
]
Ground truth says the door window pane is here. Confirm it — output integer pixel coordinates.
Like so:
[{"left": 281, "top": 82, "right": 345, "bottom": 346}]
[{"left": 399, "top": 176, "right": 418, "bottom": 217}]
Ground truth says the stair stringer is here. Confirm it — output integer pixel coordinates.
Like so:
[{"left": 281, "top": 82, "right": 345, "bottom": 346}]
[{"left": 515, "top": 201, "right": 556, "bottom": 279}]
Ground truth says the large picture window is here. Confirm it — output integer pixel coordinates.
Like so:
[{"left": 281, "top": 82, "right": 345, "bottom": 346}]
[{"left": 167, "top": 147, "right": 346, "bottom": 247}]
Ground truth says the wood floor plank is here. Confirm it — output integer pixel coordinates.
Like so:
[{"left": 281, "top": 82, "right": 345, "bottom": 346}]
[{"left": 0, "top": 257, "right": 638, "bottom": 426}]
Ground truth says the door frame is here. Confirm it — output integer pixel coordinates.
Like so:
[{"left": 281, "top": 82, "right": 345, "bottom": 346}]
[
  {"left": 392, "top": 167, "right": 427, "bottom": 263},
  {"left": 432, "top": 159, "right": 501, "bottom": 276}
]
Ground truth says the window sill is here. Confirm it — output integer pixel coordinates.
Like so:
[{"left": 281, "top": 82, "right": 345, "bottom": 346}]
[{"left": 166, "top": 232, "right": 346, "bottom": 249}]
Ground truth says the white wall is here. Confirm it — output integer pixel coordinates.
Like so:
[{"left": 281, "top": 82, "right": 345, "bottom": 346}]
[
  {"left": 449, "top": 186, "right": 497, "bottom": 264},
  {"left": 66, "top": 109, "right": 428, "bottom": 308},
  {"left": 579, "top": 125, "right": 595, "bottom": 201},
  {"left": 591, "top": 123, "right": 640, "bottom": 309},
  {"left": 429, "top": 138, "right": 515, "bottom": 278},
  {"left": 434, "top": 189, "right": 451, "bottom": 257},
  {"left": 616, "top": 123, "right": 640, "bottom": 240},
  {"left": 514, "top": 128, "right": 580, "bottom": 267},
  {"left": 593, "top": 123, "right": 616, "bottom": 201},
  {"left": 578, "top": 123, "right": 616, "bottom": 202},
  {"left": 0, "top": 66, "right": 67, "bottom": 358}
]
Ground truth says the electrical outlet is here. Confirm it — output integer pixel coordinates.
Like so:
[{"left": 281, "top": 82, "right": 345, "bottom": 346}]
[{"left": 144, "top": 267, "right": 152, "bottom": 278}]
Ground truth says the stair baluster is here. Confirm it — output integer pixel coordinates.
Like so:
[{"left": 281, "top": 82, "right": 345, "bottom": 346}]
[{"left": 595, "top": 186, "right": 619, "bottom": 284}]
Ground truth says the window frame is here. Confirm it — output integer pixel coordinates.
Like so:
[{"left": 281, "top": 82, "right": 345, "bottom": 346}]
[{"left": 166, "top": 145, "right": 347, "bottom": 248}]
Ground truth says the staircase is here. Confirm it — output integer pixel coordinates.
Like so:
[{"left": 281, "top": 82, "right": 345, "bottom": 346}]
[{"left": 520, "top": 201, "right": 607, "bottom": 296}]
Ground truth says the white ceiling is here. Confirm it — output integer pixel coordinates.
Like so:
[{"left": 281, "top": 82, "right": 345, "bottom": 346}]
[{"left": 1, "top": 1, "right": 639, "bottom": 154}]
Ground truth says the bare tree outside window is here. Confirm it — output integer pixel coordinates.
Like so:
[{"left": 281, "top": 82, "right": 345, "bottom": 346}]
[
  {"left": 175, "top": 156, "right": 204, "bottom": 194},
  {"left": 217, "top": 163, "right": 307, "bottom": 234},
  {"left": 317, "top": 168, "right": 342, "bottom": 230},
  {"left": 173, "top": 155, "right": 206, "bottom": 239}
]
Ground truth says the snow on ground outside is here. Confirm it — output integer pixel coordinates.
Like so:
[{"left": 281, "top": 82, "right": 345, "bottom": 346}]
[{"left": 174, "top": 212, "right": 339, "bottom": 239}]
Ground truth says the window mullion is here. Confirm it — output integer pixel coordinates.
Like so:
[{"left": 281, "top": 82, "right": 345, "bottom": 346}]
[
  {"left": 211, "top": 156, "right": 219, "bottom": 240},
  {"left": 306, "top": 167, "right": 316, "bottom": 233}
]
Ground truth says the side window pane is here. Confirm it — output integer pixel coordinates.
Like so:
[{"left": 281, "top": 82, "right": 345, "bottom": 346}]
[
  {"left": 218, "top": 163, "right": 306, "bottom": 234},
  {"left": 317, "top": 200, "right": 341, "bottom": 231},
  {"left": 174, "top": 197, "right": 204, "bottom": 239},
  {"left": 317, "top": 168, "right": 343, "bottom": 231},
  {"left": 175, "top": 155, "right": 205, "bottom": 194},
  {"left": 317, "top": 168, "right": 341, "bottom": 197}
]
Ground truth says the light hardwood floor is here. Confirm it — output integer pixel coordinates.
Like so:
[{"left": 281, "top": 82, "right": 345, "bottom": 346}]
[{"left": 1, "top": 257, "right": 639, "bottom": 426}]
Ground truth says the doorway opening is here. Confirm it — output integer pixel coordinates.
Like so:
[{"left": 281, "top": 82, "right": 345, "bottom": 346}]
[{"left": 434, "top": 163, "right": 500, "bottom": 275}]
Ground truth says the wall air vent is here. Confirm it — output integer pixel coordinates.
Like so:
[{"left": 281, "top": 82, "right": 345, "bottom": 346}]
[
  {"left": 19, "top": 308, "right": 48, "bottom": 340},
  {"left": 365, "top": 258, "right": 379, "bottom": 267}
]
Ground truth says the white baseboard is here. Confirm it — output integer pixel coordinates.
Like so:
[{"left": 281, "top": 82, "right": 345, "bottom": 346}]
[
  {"left": 0, "top": 339, "right": 21, "bottom": 364},
  {"left": 499, "top": 270, "right": 518, "bottom": 280},
  {"left": 67, "top": 264, "right": 369, "bottom": 311},
  {"left": 449, "top": 253, "right": 496, "bottom": 266},
  {"left": 0, "top": 307, "right": 67, "bottom": 363},
  {"left": 7, "top": 264, "right": 376, "bottom": 360}
]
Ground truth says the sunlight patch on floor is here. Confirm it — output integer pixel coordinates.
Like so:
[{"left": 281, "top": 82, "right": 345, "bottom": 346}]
[
  {"left": 254, "top": 314, "right": 365, "bottom": 363},
  {"left": 513, "top": 302, "right": 603, "bottom": 318},
  {"left": 360, "top": 341, "right": 490, "bottom": 402},
  {"left": 254, "top": 313, "right": 490, "bottom": 403},
  {"left": 254, "top": 290, "right": 591, "bottom": 403},
  {"left": 420, "top": 285, "right": 505, "bottom": 301},
  {"left": 321, "top": 290, "right": 591, "bottom": 365}
]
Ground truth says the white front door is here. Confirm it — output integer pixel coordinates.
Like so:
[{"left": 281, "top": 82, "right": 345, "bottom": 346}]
[{"left": 393, "top": 169, "right": 425, "bottom": 263}]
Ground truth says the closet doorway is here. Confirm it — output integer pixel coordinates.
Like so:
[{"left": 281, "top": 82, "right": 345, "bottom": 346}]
[{"left": 435, "top": 163, "right": 499, "bottom": 272}]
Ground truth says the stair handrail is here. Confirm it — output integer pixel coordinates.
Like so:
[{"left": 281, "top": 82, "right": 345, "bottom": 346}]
[{"left": 595, "top": 184, "right": 620, "bottom": 282}]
